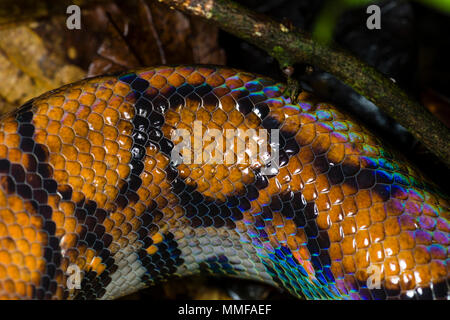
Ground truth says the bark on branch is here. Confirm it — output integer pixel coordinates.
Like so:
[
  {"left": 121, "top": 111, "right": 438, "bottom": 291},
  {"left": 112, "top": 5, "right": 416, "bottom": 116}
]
[{"left": 159, "top": 0, "right": 450, "bottom": 168}]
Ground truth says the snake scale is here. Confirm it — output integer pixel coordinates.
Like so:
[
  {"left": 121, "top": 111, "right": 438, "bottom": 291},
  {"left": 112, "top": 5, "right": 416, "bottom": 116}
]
[{"left": 0, "top": 65, "right": 448, "bottom": 300}]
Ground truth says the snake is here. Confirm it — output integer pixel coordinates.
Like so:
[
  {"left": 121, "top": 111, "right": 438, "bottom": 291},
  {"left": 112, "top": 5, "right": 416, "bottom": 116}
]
[{"left": 0, "top": 65, "right": 448, "bottom": 300}]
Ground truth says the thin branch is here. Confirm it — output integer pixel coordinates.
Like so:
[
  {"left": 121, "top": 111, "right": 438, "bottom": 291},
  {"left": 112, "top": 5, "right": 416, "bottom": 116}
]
[{"left": 158, "top": 0, "right": 450, "bottom": 168}]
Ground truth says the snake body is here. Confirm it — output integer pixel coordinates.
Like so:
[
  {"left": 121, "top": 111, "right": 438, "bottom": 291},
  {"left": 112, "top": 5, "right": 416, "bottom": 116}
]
[{"left": 0, "top": 65, "right": 448, "bottom": 300}]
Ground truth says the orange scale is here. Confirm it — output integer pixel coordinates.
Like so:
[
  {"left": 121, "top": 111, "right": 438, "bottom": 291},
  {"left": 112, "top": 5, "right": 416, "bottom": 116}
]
[
  {"left": 206, "top": 73, "right": 225, "bottom": 87},
  {"left": 155, "top": 66, "right": 175, "bottom": 77},
  {"left": 154, "top": 194, "right": 169, "bottom": 208},
  {"left": 136, "top": 185, "right": 151, "bottom": 201},
  {"left": 383, "top": 257, "right": 400, "bottom": 277},
  {"left": 186, "top": 70, "right": 210, "bottom": 86},
  {"left": 212, "top": 86, "right": 231, "bottom": 99},
  {"left": 282, "top": 118, "right": 301, "bottom": 137},
  {"left": 95, "top": 86, "right": 113, "bottom": 101},
  {"left": 88, "top": 147, "right": 105, "bottom": 162},
  {"left": 369, "top": 202, "right": 387, "bottom": 223},
  {"left": 46, "top": 135, "right": 63, "bottom": 153},
  {"left": 67, "top": 176, "right": 85, "bottom": 190},
  {"left": 328, "top": 263, "right": 345, "bottom": 283},
  {"left": 165, "top": 72, "right": 185, "bottom": 88},
  {"left": 72, "top": 118, "right": 90, "bottom": 137},
  {"left": 118, "top": 102, "right": 135, "bottom": 121},
  {"left": 413, "top": 246, "right": 431, "bottom": 265},
  {"left": 84, "top": 248, "right": 96, "bottom": 266},
  {"left": 7, "top": 196, "right": 27, "bottom": 214},
  {"left": 296, "top": 123, "right": 317, "bottom": 147},
  {"left": 47, "top": 120, "right": 62, "bottom": 135},
  {"left": 341, "top": 236, "right": 357, "bottom": 256},
  {"left": 327, "top": 224, "right": 343, "bottom": 243},
  {"left": 342, "top": 217, "right": 357, "bottom": 236},
  {"left": 4, "top": 133, "right": 20, "bottom": 148},
  {"left": 315, "top": 193, "right": 331, "bottom": 212},
  {"left": 0, "top": 221, "right": 7, "bottom": 238},
  {"left": 52, "top": 170, "right": 68, "bottom": 184},
  {"left": 47, "top": 107, "right": 65, "bottom": 122},
  {"left": 65, "top": 160, "right": 81, "bottom": 176},
  {"left": 112, "top": 81, "right": 131, "bottom": 97},
  {"left": 355, "top": 249, "right": 370, "bottom": 270},
  {"left": 73, "top": 105, "right": 92, "bottom": 120},
  {"left": 414, "top": 265, "right": 431, "bottom": 286},
  {"left": 137, "top": 69, "right": 156, "bottom": 81},
  {"left": 299, "top": 162, "right": 316, "bottom": 184},
  {"left": 227, "top": 109, "right": 244, "bottom": 127},
  {"left": 116, "top": 135, "right": 132, "bottom": 151},
  {"left": 48, "top": 95, "right": 66, "bottom": 107},
  {"left": 151, "top": 167, "right": 166, "bottom": 185},
  {"left": 75, "top": 258, "right": 87, "bottom": 272},
  {"left": 0, "top": 208, "right": 15, "bottom": 225},
  {"left": 122, "top": 207, "right": 137, "bottom": 223},
  {"left": 398, "top": 232, "right": 416, "bottom": 250},
  {"left": 328, "top": 185, "right": 344, "bottom": 205},
  {"left": 58, "top": 126, "right": 75, "bottom": 144},
  {"left": 353, "top": 189, "right": 371, "bottom": 210},
  {"left": 87, "top": 113, "right": 104, "bottom": 131},
  {"left": 164, "top": 110, "right": 181, "bottom": 127},
  {"left": 327, "top": 143, "right": 346, "bottom": 165},
  {"left": 224, "top": 77, "right": 244, "bottom": 90},
  {"left": 368, "top": 221, "right": 385, "bottom": 243},
  {"left": 196, "top": 67, "right": 215, "bottom": 79},
  {"left": 301, "top": 183, "right": 318, "bottom": 202},
  {"left": 354, "top": 208, "right": 371, "bottom": 230},
  {"left": 316, "top": 173, "right": 331, "bottom": 193},
  {"left": 58, "top": 199, "right": 75, "bottom": 216},
  {"left": 200, "top": 109, "right": 215, "bottom": 124},
  {"left": 93, "top": 175, "right": 107, "bottom": 189},
  {"left": 275, "top": 167, "right": 290, "bottom": 186},
  {"left": 429, "top": 260, "right": 447, "bottom": 281},
  {"left": 0, "top": 250, "right": 12, "bottom": 266},
  {"left": 102, "top": 139, "right": 120, "bottom": 155},
  {"left": 110, "top": 214, "right": 125, "bottom": 231},
  {"left": 116, "top": 149, "right": 131, "bottom": 165},
  {"left": 91, "top": 161, "right": 107, "bottom": 177},
  {"left": 197, "top": 178, "right": 212, "bottom": 193},
  {"left": 355, "top": 229, "right": 370, "bottom": 249},
  {"left": 60, "top": 100, "right": 80, "bottom": 118},
  {"left": 121, "top": 222, "right": 134, "bottom": 237},
  {"left": 63, "top": 86, "right": 82, "bottom": 100},
  {"left": 148, "top": 184, "right": 162, "bottom": 199},
  {"left": 314, "top": 211, "right": 331, "bottom": 231},
  {"left": 155, "top": 153, "right": 170, "bottom": 169},
  {"left": 8, "top": 224, "right": 23, "bottom": 239},
  {"left": 2, "top": 119, "right": 19, "bottom": 134},
  {"left": 80, "top": 183, "right": 95, "bottom": 199},
  {"left": 312, "top": 134, "right": 332, "bottom": 154},
  {"left": 33, "top": 129, "right": 47, "bottom": 148},
  {"left": 341, "top": 237, "right": 356, "bottom": 258},
  {"left": 72, "top": 136, "right": 92, "bottom": 155},
  {"left": 219, "top": 95, "right": 236, "bottom": 113}
]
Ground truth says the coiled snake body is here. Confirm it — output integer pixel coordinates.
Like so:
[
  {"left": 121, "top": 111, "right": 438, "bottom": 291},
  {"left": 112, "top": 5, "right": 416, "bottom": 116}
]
[{"left": 0, "top": 65, "right": 448, "bottom": 300}]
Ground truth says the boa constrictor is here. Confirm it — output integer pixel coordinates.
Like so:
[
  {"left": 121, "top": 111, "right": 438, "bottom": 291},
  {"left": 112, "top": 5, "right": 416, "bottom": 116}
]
[{"left": 0, "top": 65, "right": 448, "bottom": 300}]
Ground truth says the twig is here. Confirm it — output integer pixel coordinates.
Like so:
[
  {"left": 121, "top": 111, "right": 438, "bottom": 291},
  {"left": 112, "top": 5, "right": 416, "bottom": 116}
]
[
  {"left": 141, "top": 0, "right": 167, "bottom": 64},
  {"left": 157, "top": 0, "right": 450, "bottom": 168}
]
